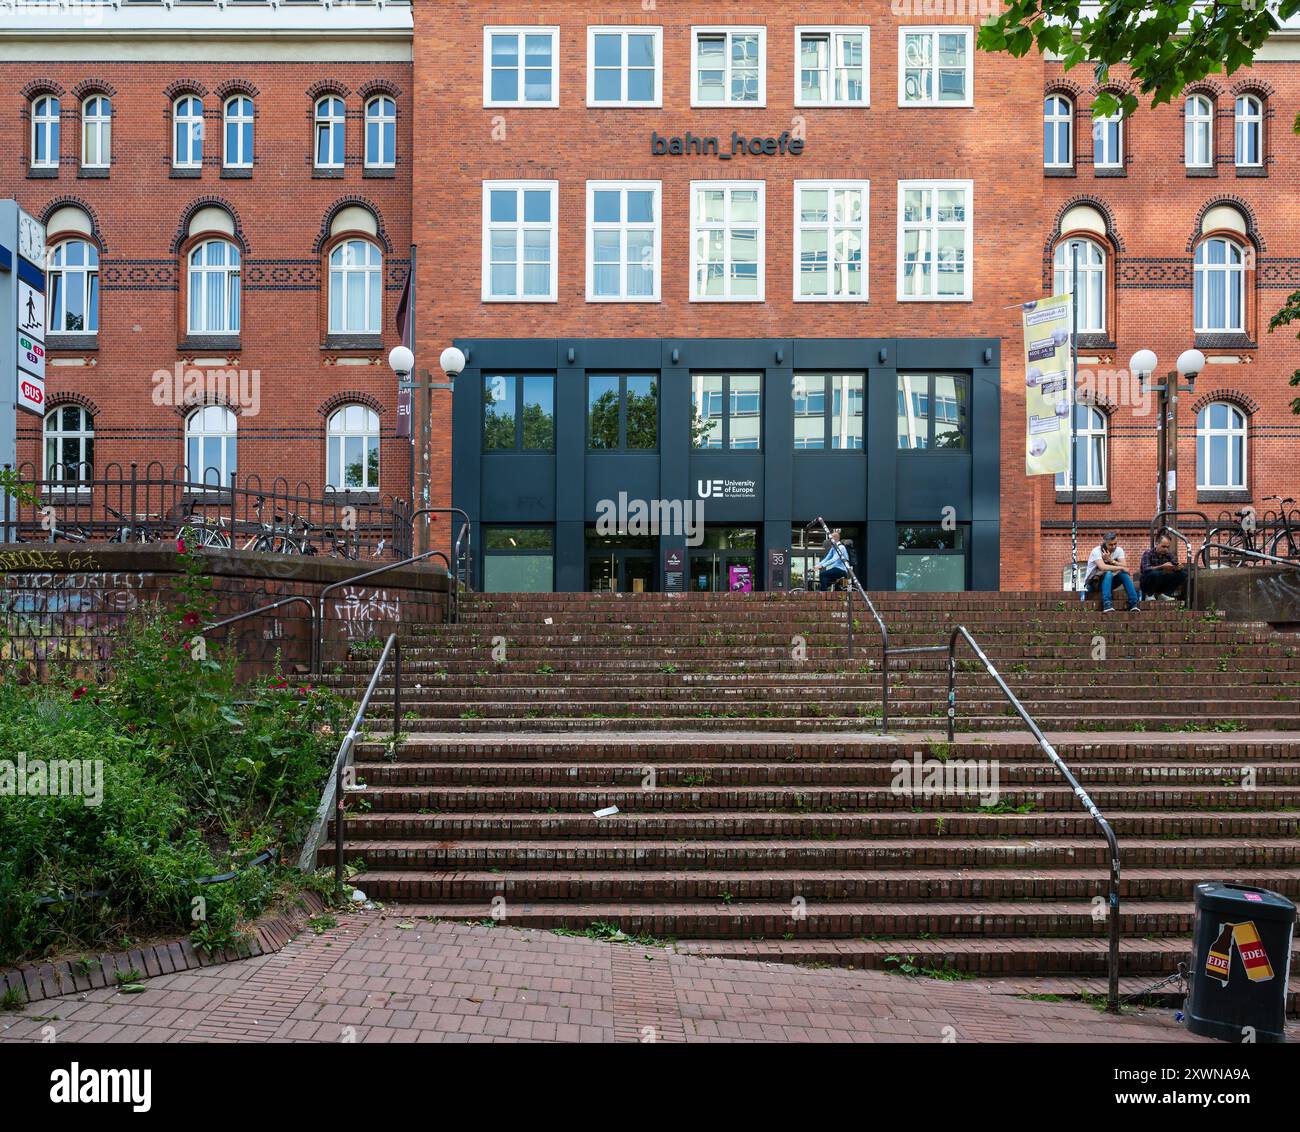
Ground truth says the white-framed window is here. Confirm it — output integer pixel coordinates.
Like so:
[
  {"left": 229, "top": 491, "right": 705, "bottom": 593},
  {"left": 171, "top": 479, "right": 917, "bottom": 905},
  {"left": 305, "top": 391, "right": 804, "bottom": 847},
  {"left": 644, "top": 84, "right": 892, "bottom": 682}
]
[
  {"left": 81, "top": 95, "right": 110, "bottom": 168},
  {"left": 1194, "top": 237, "right": 1246, "bottom": 333},
  {"left": 899, "top": 26, "right": 973, "bottom": 107},
  {"left": 1197, "top": 402, "right": 1248, "bottom": 490},
  {"left": 1093, "top": 110, "right": 1123, "bottom": 168},
  {"left": 186, "top": 405, "right": 238, "bottom": 489},
  {"left": 795, "top": 26, "right": 869, "bottom": 107},
  {"left": 173, "top": 95, "right": 204, "bottom": 169},
  {"left": 47, "top": 239, "right": 100, "bottom": 335},
  {"left": 1185, "top": 94, "right": 1213, "bottom": 168},
  {"left": 484, "top": 26, "right": 560, "bottom": 107},
  {"left": 224, "top": 95, "right": 254, "bottom": 169},
  {"left": 586, "top": 181, "right": 661, "bottom": 302},
  {"left": 794, "top": 181, "right": 869, "bottom": 302},
  {"left": 365, "top": 95, "right": 396, "bottom": 168},
  {"left": 187, "top": 239, "right": 241, "bottom": 334},
  {"left": 691, "top": 26, "right": 765, "bottom": 107},
  {"left": 1044, "top": 94, "right": 1073, "bottom": 167},
  {"left": 314, "top": 96, "right": 345, "bottom": 169},
  {"left": 328, "top": 239, "right": 383, "bottom": 334},
  {"left": 44, "top": 405, "right": 95, "bottom": 489},
  {"left": 690, "top": 181, "right": 765, "bottom": 302},
  {"left": 587, "top": 26, "right": 662, "bottom": 107},
  {"left": 1053, "top": 238, "right": 1106, "bottom": 334},
  {"left": 327, "top": 404, "right": 380, "bottom": 492},
  {"left": 482, "top": 181, "right": 558, "bottom": 302},
  {"left": 1235, "top": 94, "right": 1263, "bottom": 167},
  {"left": 897, "top": 180, "right": 972, "bottom": 301},
  {"left": 31, "top": 95, "right": 60, "bottom": 168},
  {"left": 1054, "top": 405, "right": 1107, "bottom": 491}
]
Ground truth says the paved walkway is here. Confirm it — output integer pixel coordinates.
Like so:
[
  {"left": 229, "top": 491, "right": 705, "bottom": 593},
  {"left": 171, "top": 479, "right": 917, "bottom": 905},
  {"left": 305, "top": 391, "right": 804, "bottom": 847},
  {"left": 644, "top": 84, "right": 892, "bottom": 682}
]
[{"left": 0, "top": 912, "right": 1215, "bottom": 1043}]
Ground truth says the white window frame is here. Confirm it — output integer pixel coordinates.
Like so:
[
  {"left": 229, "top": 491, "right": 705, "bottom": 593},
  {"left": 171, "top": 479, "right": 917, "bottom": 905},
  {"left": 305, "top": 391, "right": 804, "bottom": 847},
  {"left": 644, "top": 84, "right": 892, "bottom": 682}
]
[
  {"left": 793, "top": 26, "right": 870, "bottom": 108},
  {"left": 689, "top": 180, "right": 766, "bottom": 303},
  {"left": 328, "top": 239, "right": 383, "bottom": 335},
  {"left": 898, "top": 26, "right": 973, "bottom": 108},
  {"left": 1185, "top": 94, "right": 1213, "bottom": 169},
  {"left": 1197, "top": 402, "right": 1248, "bottom": 491},
  {"left": 585, "top": 180, "right": 662, "bottom": 303},
  {"left": 1235, "top": 94, "right": 1263, "bottom": 167},
  {"left": 1093, "top": 110, "right": 1123, "bottom": 169},
  {"left": 185, "top": 405, "right": 238, "bottom": 490},
  {"left": 1193, "top": 237, "right": 1246, "bottom": 334},
  {"left": 586, "top": 26, "right": 663, "bottom": 108},
  {"left": 364, "top": 95, "right": 396, "bottom": 169},
  {"left": 1044, "top": 94, "right": 1073, "bottom": 168},
  {"left": 793, "top": 180, "right": 869, "bottom": 303},
  {"left": 482, "top": 180, "right": 559, "bottom": 303},
  {"left": 896, "top": 179, "right": 973, "bottom": 302},
  {"left": 173, "top": 95, "right": 204, "bottom": 169},
  {"left": 31, "top": 95, "right": 60, "bottom": 169},
  {"left": 81, "top": 95, "right": 110, "bottom": 169},
  {"left": 484, "top": 26, "right": 560, "bottom": 108},
  {"left": 1054, "top": 405, "right": 1108, "bottom": 492},
  {"left": 187, "top": 239, "right": 241, "bottom": 335},
  {"left": 1053, "top": 237, "right": 1106, "bottom": 334},
  {"left": 43, "top": 405, "right": 95, "bottom": 491},
  {"left": 47, "top": 239, "right": 100, "bottom": 337},
  {"left": 326, "top": 404, "right": 381, "bottom": 493},
  {"left": 223, "top": 94, "right": 254, "bottom": 169},
  {"left": 314, "top": 96, "right": 345, "bottom": 170},
  {"left": 691, "top": 26, "right": 767, "bottom": 108}
]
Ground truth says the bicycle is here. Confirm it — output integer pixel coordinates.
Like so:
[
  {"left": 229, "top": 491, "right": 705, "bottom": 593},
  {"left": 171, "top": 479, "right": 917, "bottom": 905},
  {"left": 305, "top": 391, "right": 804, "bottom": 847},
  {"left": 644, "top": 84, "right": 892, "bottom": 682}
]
[
  {"left": 1264, "top": 496, "right": 1300, "bottom": 561},
  {"left": 104, "top": 505, "right": 164, "bottom": 544}
]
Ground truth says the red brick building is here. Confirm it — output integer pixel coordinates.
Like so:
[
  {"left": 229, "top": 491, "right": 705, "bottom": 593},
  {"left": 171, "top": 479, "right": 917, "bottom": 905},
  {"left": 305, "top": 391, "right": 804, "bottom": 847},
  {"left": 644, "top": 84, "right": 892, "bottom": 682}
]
[{"left": 4, "top": 1, "right": 1298, "bottom": 591}]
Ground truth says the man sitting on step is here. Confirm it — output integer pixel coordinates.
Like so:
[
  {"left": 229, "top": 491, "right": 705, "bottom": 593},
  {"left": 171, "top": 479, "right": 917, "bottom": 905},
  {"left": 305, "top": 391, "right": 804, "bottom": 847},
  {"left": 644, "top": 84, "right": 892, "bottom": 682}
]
[
  {"left": 1139, "top": 530, "right": 1187, "bottom": 602},
  {"left": 1082, "top": 531, "right": 1141, "bottom": 613}
]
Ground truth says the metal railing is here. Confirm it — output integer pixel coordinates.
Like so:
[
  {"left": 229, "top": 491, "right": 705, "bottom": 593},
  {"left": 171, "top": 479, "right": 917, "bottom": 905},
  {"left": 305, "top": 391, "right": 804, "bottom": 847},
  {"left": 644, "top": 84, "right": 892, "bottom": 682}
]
[
  {"left": 804, "top": 517, "right": 947, "bottom": 732},
  {"left": 1198, "top": 542, "right": 1300, "bottom": 570},
  {"left": 945, "top": 624, "right": 1122, "bottom": 1013},
  {"left": 1148, "top": 510, "right": 1205, "bottom": 608},
  {"left": 408, "top": 507, "right": 473, "bottom": 592},
  {"left": 302, "top": 632, "right": 403, "bottom": 892}
]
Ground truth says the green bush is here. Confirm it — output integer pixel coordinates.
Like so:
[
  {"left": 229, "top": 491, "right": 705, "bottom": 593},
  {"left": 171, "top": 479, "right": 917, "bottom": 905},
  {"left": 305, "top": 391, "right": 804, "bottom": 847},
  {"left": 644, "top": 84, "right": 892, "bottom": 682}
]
[{"left": 0, "top": 546, "right": 342, "bottom": 965}]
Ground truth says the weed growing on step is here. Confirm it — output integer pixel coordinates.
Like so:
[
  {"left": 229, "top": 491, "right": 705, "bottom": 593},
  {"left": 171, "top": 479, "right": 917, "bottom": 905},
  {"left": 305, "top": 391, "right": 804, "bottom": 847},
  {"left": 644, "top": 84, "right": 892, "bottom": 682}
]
[{"left": 884, "top": 954, "right": 973, "bottom": 981}]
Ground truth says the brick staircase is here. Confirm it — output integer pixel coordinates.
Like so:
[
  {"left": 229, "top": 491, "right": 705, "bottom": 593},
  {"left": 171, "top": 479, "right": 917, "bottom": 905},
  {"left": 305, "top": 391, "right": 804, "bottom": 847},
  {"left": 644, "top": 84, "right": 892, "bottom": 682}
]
[{"left": 317, "top": 591, "right": 1300, "bottom": 1010}]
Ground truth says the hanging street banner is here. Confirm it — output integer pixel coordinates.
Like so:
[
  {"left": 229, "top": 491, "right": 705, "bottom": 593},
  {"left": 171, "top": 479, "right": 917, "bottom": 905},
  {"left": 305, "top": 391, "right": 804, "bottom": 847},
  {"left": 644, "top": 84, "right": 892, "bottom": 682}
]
[{"left": 1021, "top": 295, "right": 1073, "bottom": 476}]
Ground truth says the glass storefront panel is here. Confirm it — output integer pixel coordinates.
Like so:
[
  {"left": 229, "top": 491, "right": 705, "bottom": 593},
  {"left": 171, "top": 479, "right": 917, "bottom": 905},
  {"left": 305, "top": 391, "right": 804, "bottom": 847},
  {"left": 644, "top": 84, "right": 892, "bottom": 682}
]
[
  {"left": 790, "top": 523, "right": 861, "bottom": 589},
  {"left": 895, "top": 524, "right": 967, "bottom": 591},
  {"left": 585, "top": 529, "right": 656, "bottom": 593},
  {"left": 484, "top": 526, "right": 554, "bottom": 592},
  {"left": 690, "top": 526, "right": 757, "bottom": 592}
]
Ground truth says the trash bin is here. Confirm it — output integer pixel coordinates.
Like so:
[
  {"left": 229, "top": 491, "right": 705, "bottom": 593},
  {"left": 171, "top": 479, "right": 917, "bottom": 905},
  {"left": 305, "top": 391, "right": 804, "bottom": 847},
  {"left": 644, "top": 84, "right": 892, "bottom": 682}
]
[{"left": 1185, "top": 882, "right": 1295, "bottom": 1043}]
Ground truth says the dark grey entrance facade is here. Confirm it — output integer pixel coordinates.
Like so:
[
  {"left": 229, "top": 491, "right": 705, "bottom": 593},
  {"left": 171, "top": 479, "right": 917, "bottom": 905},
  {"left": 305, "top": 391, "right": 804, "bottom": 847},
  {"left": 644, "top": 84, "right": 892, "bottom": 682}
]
[{"left": 452, "top": 337, "right": 1001, "bottom": 592}]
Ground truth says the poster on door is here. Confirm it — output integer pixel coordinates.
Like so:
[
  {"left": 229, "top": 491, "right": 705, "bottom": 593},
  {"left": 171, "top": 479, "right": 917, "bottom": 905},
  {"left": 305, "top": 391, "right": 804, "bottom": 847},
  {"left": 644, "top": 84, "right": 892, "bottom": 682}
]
[
  {"left": 728, "top": 565, "right": 753, "bottom": 593},
  {"left": 1022, "top": 294, "right": 1072, "bottom": 477}
]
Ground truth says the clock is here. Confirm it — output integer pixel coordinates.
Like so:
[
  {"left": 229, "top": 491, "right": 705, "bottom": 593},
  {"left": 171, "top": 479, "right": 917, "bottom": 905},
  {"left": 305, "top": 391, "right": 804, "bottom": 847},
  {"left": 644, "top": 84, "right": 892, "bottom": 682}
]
[{"left": 18, "top": 212, "right": 45, "bottom": 265}]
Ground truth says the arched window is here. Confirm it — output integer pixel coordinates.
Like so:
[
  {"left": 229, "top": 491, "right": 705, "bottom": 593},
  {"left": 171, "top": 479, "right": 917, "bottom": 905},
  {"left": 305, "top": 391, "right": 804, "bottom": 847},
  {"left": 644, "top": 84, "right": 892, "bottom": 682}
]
[
  {"left": 47, "top": 240, "right": 100, "bottom": 335},
  {"left": 31, "top": 95, "right": 60, "bottom": 168},
  {"left": 81, "top": 95, "right": 111, "bottom": 168},
  {"left": 1193, "top": 237, "right": 1245, "bottom": 333},
  {"left": 326, "top": 405, "right": 380, "bottom": 491},
  {"left": 1235, "top": 94, "right": 1263, "bottom": 167},
  {"left": 188, "top": 239, "right": 241, "bottom": 334},
  {"left": 328, "top": 239, "right": 382, "bottom": 334},
  {"left": 43, "top": 405, "right": 95, "bottom": 488},
  {"left": 1197, "top": 402, "right": 1247, "bottom": 491},
  {"left": 1185, "top": 94, "right": 1213, "bottom": 168},
  {"left": 185, "top": 405, "right": 238, "bottom": 488},
  {"left": 1054, "top": 405, "right": 1107, "bottom": 491},
  {"left": 223, "top": 95, "right": 254, "bottom": 169},
  {"left": 314, "top": 96, "right": 345, "bottom": 169},
  {"left": 1044, "top": 95, "right": 1072, "bottom": 168},
  {"left": 364, "top": 95, "right": 395, "bottom": 169},
  {"left": 1093, "top": 109, "right": 1122, "bottom": 169},
  {"left": 173, "top": 95, "right": 204, "bottom": 168},
  {"left": 1052, "top": 237, "right": 1106, "bottom": 334}
]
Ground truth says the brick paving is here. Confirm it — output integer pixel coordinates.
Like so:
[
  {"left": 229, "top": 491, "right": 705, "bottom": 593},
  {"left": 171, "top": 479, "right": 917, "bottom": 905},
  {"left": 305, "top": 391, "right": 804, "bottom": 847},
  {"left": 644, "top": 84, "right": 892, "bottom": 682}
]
[{"left": 0, "top": 912, "right": 1250, "bottom": 1044}]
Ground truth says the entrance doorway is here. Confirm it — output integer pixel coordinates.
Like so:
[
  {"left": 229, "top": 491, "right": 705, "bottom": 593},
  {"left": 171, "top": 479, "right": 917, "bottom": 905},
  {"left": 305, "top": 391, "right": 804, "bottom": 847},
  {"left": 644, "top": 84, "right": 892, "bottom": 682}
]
[
  {"left": 584, "top": 529, "right": 656, "bottom": 593},
  {"left": 689, "top": 526, "right": 758, "bottom": 592}
]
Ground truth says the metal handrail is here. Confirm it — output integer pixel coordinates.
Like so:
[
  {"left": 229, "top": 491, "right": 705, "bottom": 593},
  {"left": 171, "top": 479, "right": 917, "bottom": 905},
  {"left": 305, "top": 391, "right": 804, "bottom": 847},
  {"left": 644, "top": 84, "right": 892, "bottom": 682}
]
[
  {"left": 1199, "top": 542, "right": 1300, "bottom": 570},
  {"left": 202, "top": 595, "right": 318, "bottom": 639},
  {"left": 314, "top": 548, "right": 452, "bottom": 671},
  {"left": 804, "top": 516, "right": 946, "bottom": 732},
  {"left": 945, "top": 624, "right": 1121, "bottom": 1014},
  {"left": 408, "top": 507, "right": 472, "bottom": 591},
  {"left": 306, "top": 632, "right": 403, "bottom": 892}
]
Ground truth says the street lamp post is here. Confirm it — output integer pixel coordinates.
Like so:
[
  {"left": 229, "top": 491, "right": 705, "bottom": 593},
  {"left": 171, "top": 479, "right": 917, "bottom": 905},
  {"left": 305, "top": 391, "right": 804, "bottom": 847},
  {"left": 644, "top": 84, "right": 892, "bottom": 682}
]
[
  {"left": 1129, "top": 347, "right": 1204, "bottom": 522},
  {"left": 389, "top": 344, "right": 415, "bottom": 545}
]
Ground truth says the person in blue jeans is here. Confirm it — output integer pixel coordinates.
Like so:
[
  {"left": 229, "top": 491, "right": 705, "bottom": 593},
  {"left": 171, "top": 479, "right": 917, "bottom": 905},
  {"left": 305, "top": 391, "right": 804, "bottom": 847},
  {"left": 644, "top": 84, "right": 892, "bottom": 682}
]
[
  {"left": 1083, "top": 531, "right": 1141, "bottom": 613},
  {"left": 817, "top": 530, "right": 850, "bottom": 591}
]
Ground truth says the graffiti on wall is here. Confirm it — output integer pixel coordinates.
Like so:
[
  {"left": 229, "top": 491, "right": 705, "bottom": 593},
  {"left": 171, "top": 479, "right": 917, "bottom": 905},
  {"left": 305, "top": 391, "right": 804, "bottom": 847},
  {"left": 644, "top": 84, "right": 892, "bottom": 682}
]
[{"left": 332, "top": 587, "right": 401, "bottom": 641}]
